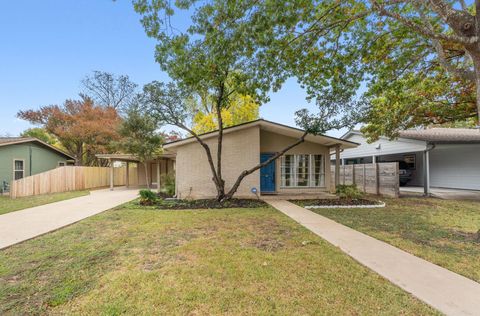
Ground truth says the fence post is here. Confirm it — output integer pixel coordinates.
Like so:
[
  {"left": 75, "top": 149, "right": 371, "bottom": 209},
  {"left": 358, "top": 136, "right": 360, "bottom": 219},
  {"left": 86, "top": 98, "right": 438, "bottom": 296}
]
[
  {"left": 362, "top": 164, "right": 366, "bottom": 193},
  {"left": 375, "top": 163, "right": 380, "bottom": 195}
]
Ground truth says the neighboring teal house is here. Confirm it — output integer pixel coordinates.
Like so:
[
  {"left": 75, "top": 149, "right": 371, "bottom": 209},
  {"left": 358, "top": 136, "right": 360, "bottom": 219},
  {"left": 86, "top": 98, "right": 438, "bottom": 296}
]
[{"left": 0, "top": 137, "right": 75, "bottom": 192}]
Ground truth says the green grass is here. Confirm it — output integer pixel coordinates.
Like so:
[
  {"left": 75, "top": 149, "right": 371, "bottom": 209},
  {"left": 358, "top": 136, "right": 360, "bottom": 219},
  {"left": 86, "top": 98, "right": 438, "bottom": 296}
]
[
  {"left": 0, "top": 191, "right": 90, "bottom": 215},
  {"left": 309, "top": 197, "right": 480, "bottom": 283},
  {"left": 0, "top": 204, "right": 437, "bottom": 315}
]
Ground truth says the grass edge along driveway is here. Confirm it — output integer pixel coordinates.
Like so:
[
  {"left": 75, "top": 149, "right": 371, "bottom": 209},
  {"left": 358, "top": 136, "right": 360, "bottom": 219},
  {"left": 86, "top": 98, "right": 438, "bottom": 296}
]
[
  {"left": 0, "top": 191, "right": 90, "bottom": 215},
  {"left": 0, "top": 203, "right": 438, "bottom": 315}
]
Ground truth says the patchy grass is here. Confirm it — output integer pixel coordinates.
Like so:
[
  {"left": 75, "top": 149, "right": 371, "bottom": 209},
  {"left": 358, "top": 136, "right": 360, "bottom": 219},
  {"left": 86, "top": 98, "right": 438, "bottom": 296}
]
[
  {"left": 311, "top": 197, "right": 480, "bottom": 283},
  {"left": 0, "top": 205, "right": 436, "bottom": 315},
  {"left": 0, "top": 191, "right": 90, "bottom": 215}
]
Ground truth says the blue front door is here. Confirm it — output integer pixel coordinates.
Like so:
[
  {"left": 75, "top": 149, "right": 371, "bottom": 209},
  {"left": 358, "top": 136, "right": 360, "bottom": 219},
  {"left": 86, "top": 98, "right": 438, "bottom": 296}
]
[{"left": 260, "top": 153, "right": 276, "bottom": 193}]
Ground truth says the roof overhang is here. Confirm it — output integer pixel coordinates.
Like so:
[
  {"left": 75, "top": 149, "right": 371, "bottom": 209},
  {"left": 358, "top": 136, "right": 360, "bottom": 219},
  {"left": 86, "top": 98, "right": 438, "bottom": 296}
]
[
  {"left": 164, "top": 119, "right": 359, "bottom": 151},
  {"left": 0, "top": 137, "right": 75, "bottom": 160}
]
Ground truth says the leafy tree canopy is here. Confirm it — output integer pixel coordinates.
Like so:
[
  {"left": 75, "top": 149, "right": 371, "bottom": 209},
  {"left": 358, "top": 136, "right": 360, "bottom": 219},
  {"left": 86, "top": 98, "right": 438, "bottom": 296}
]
[
  {"left": 20, "top": 127, "right": 58, "bottom": 146},
  {"left": 17, "top": 97, "right": 121, "bottom": 166},
  {"left": 190, "top": 92, "right": 259, "bottom": 134}
]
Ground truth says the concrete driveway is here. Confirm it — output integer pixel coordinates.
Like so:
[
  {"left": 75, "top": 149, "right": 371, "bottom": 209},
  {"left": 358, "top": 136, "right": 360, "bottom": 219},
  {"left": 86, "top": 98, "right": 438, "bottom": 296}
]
[
  {"left": 401, "top": 186, "right": 480, "bottom": 200},
  {"left": 0, "top": 188, "right": 138, "bottom": 249}
]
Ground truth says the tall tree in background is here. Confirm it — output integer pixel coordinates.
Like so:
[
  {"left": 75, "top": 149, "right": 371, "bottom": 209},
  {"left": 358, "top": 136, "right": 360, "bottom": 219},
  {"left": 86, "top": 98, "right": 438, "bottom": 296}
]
[
  {"left": 117, "top": 106, "right": 163, "bottom": 189},
  {"left": 190, "top": 91, "right": 259, "bottom": 134},
  {"left": 82, "top": 71, "right": 138, "bottom": 110},
  {"left": 17, "top": 97, "right": 121, "bottom": 166},
  {"left": 20, "top": 127, "right": 58, "bottom": 145}
]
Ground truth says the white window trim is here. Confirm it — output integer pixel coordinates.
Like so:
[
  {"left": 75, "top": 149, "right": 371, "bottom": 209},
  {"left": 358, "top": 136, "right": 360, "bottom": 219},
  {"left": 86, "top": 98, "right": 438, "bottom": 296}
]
[
  {"left": 280, "top": 154, "right": 326, "bottom": 188},
  {"left": 13, "top": 159, "right": 25, "bottom": 181}
]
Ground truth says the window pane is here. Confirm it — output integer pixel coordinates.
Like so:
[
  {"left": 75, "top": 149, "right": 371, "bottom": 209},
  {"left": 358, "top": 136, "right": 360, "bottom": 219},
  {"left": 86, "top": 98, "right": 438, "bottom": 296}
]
[
  {"left": 14, "top": 171, "right": 23, "bottom": 180},
  {"left": 312, "top": 155, "right": 325, "bottom": 187},
  {"left": 281, "top": 155, "right": 294, "bottom": 187},
  {"left": 14, "top": 160, "right": 23, "bottom": 170},
  {"left": 296, "top": 155, "right": 309, "bottom": 186}
]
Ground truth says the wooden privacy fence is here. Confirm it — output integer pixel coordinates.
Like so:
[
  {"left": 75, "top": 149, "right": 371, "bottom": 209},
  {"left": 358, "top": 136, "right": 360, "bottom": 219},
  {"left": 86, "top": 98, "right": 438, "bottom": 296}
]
[
  {"left": 331, "top": 162, "right": 399, "bottom": 197},
  {"left": 10, "top": 166, "right": 138, "bottom": 198}
]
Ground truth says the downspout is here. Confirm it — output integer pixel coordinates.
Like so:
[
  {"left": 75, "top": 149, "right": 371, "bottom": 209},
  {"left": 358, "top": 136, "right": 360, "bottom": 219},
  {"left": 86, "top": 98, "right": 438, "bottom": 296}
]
[
  {"left": 423, "top": 143, "right": 436, "bottom": 196},
  {"left": 29, "top": 146, "right": 32, "bottom": 176}
]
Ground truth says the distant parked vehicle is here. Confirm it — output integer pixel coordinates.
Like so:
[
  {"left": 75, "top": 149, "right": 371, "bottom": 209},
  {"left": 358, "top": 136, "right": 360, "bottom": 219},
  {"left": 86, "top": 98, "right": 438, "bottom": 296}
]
[{"left": 398, "top": 161, "right": 413, "bottom": 186}]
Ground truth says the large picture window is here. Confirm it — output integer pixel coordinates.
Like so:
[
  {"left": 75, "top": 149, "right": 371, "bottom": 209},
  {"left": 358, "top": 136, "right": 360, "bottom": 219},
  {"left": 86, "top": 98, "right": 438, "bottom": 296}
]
[{"left": 281, "top": 154, "right": 325, "bottom": 187}]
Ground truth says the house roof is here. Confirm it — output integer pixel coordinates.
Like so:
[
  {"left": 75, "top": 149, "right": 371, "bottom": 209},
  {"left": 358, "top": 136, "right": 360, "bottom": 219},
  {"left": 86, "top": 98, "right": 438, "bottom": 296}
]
[
  {"left": 0, "top": 137, "right": 75, "bottom": 160},
  {"left": 342, "top": 128, "right": 480, "bottom": 144},
  {"left": 163, "top": 119, "right": 359, "bottom": 150},
  {"left": 398, "top": 128, "right": 480, "bottom": 143}
]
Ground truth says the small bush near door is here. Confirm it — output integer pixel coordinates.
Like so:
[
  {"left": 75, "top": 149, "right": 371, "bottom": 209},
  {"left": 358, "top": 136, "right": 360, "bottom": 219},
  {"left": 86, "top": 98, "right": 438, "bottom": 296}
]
[
  {"left": 336, "top": 185, "right": 364, "bottom": 200},
  {"left": 139, "top": 189, "right": 157, "bottom": 205},
  {"left": 162, "top": 174, "right": 175, "bottom": 197}
]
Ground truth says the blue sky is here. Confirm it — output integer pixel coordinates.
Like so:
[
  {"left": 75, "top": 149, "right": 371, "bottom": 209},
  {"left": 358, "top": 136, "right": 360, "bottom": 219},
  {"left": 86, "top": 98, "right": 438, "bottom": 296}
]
[{"left": 0, "top": 1, "right": 346, "bottom": 138}]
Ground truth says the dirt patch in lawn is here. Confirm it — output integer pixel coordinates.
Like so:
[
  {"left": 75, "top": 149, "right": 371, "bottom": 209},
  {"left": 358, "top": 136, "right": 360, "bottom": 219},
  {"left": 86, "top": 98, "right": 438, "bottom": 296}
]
[
  {"left": 155, "top": 198, "right": 268, "bottom": 210},
  {"left": 290, "top": 198, "right": 383, "bottom": 207}
]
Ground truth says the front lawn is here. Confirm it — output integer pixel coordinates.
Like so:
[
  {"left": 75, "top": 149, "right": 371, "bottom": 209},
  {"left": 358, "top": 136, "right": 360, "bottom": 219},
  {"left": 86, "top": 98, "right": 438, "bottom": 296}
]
[
  {"left": 310, "top": 197, "right": 480, "bottom": 283},
  {"left": 0, "top": 191, "right": 90, "bottom": 215},
  {"left": 0, "top": 204, "right": 436, "bottom": 315}
]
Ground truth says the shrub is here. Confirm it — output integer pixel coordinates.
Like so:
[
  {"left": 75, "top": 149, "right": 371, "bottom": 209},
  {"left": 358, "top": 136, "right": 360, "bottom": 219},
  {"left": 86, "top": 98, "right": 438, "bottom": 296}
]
[
  {"left": 139, "top": 189, "right": 157, "bottom": 205},
  {"left": 162, "top": 174, "right": 176, "bottom": 197},
  {"left": 336, "top": 184, "right": 363, "bottom": 200}
]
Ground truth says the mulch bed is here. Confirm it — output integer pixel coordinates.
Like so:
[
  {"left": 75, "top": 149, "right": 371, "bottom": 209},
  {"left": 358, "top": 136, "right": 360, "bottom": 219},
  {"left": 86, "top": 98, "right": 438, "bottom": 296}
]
[
  {"left": 290, "top": 198, "right": 383, "bottom": 207},
  {"left": 155, "top": 198, "right": 268, "bottom": 210}
]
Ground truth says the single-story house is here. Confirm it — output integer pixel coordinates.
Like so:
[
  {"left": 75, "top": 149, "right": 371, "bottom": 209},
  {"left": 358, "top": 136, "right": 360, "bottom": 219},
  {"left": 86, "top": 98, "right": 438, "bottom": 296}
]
[
  {"left": 163, "top": 119, "right": 358, "bottom": 199},
  {"left": 339, "top": 128, "right": 480, "bottom": 193},
  {"left": 0, "top": 137, "right": 75, "bottom": 192}
]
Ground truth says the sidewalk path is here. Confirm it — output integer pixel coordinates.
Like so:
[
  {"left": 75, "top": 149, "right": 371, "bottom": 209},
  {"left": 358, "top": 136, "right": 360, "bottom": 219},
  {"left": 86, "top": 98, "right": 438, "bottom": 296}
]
[
  {"left": 266, "top": 199, "right": 480, "bottom": 316},
  {"left": 0, "top": 188, "right": 138, "bottom": 249}
]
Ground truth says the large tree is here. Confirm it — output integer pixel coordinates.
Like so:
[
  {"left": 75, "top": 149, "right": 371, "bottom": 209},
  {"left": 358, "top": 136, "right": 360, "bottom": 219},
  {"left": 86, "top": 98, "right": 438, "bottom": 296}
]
[
  {"left": 17, "top": 97, "right": 121, "bottom": 166},
  {"left": 134, "top": 0, "right": 312, "bottom": 201},
  {"left": 219, "top": 0, "right": 479, "bottom": 138}
]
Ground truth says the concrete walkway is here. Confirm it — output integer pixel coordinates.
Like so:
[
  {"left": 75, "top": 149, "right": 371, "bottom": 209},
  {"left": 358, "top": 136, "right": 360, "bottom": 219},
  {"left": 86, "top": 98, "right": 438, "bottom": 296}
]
[
  {"left": 266, "top": 200, "right": 480, "bottom": 316},
  {"left": 0, "top": 188, "right": 138, "bottom": 249}
]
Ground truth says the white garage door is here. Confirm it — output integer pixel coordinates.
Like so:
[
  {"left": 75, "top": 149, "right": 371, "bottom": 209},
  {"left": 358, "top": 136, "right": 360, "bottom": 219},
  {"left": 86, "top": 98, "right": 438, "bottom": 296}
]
[{"left": 430, "top": 144, "right": 480, "bottom": 190}]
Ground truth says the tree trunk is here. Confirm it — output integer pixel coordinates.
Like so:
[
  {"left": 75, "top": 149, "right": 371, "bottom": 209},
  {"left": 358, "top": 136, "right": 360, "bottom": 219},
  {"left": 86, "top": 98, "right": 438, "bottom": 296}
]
[
  {"left": 144, "top": 162, "right": 150, "bottom": 189},
  {"left": 75, "top": 144, "right": 84, "bottom": 166},
  {"left": 473, "top": 54, "right": 480, "bottom": 124},
  {"left": 215, "top": 85, "right": 226, "bottom": 201}
]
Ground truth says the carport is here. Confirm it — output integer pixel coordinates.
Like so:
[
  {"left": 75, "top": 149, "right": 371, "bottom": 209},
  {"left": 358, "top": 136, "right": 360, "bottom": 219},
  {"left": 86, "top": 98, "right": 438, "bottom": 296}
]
[
  {"left": 96, "top": 153, "right": 175, "bottom": 192},
  {"left": 339, "top": 129, "right": 480, "bottom": 195}
]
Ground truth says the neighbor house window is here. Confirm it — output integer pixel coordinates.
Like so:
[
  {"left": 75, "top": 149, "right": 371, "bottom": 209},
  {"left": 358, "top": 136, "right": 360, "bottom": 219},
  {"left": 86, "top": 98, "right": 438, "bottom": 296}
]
[
  {"left": 281, "top": 154, "right": 325, "bottom": 187},
  {"left": 13, "top": 160, "right": 24, "bottom": 180},
  {"left": 58, "top": 162, "right": 66, "bottom": 167}
]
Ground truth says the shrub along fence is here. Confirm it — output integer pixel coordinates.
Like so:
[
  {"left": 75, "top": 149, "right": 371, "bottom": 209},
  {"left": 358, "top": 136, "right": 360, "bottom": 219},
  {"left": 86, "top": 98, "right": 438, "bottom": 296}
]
[
  {"left": 331, "top": 162, "right": 399, "bottom": 197},
  {"left": 9, "top": 166, "right": 137, "bottom": 198}
]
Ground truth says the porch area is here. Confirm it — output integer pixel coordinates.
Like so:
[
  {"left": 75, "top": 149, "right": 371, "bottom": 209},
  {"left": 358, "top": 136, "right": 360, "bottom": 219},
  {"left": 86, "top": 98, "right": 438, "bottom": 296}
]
[{"left": 96, "top": 154, "right": 175, "bottom": 192}]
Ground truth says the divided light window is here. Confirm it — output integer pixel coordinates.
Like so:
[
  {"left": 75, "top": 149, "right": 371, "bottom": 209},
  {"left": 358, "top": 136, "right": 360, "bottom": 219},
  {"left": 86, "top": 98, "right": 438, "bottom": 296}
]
[
  {"left": 280, "top": 154, "right": 325, "bottom": 188},
  {"left": 13, "top": 160, "right": 24, "bottom": 180}
]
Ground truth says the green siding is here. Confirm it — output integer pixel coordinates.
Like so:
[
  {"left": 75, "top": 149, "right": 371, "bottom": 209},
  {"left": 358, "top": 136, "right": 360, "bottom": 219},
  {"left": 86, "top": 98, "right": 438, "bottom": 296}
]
[{"left": 0, "top": 142, "right": 70, "bottom": 187}]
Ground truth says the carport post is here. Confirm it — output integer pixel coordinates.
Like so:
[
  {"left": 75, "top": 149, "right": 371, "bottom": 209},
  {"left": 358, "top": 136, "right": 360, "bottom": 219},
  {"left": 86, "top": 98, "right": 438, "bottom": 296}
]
[
  {"left": 423, "top": 150, "right": 430, "bottom": 196},
  {"left": 109, "top": 159, "right": 114, "bottom": 191},
  {"left": 156, "top": 158, "right": 161, "bottom": 193},
  {"left": 126, "top": 161, "right": 130, "bottom": 188}
]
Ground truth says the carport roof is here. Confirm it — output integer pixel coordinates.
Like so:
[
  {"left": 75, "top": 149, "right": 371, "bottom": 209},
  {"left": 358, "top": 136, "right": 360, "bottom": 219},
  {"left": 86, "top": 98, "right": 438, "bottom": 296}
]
[{"left": 399, "top": 128, "right": 480, "bottom": 143}]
